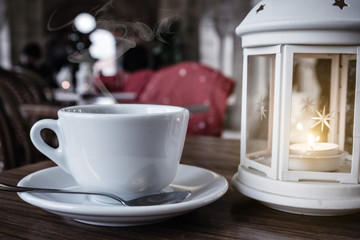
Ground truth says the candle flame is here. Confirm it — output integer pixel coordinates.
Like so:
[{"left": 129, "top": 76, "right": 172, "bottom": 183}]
[
  {"left": 308, "top": 134, "right": 315, "bottom": 145},
  {"left": 307, "top": 134, "right": 320, "bottom": 146}
]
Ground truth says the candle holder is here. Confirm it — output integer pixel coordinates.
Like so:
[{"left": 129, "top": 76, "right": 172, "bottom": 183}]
[{"left": 232, "top": 0, "right": 360, "bottom": 215}]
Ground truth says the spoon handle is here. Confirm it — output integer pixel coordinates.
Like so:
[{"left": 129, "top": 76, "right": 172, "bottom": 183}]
[
  {"left": 0, "top": 182, "right": 127, "bottom": 205},
  {"left": 0, "top": 182, "right": 191, "bottom": 206}
]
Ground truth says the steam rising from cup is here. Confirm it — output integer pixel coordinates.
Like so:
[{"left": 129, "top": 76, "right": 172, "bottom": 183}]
[
  {"left": 48, "top": 0, "right": 181, "bottom": 75},
  {"left": 47, "top": 1, "right": 181, "bottom": 98},
  {"left": 89, "top": 29, "right": 117, "bottom": 76},
  {"left": 74, "top": 13, "right": 117, "bottom": 76},
  {"left": 88, "top": 29, "right": 116, "bottom": 60}
]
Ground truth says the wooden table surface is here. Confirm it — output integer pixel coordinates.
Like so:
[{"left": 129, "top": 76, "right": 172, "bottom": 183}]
[{"left": 1, "top": 136, "right": 360, "bottom": 240}]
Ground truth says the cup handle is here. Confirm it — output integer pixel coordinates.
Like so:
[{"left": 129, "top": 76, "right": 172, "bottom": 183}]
[{"left": 30, "top": 119, "right": 69, "bottom": 174}]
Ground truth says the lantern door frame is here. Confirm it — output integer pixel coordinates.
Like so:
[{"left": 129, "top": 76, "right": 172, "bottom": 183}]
[
  {"left": 240, "top": 45, "right": 282, "bottom": 180},
  {"left": 279, "top": 45, "right": 360, "bottom": 184}
]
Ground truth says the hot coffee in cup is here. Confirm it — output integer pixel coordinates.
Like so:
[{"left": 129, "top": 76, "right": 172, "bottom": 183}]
[{"left": 30, "top": 104, "right": 189, "bottom": 200}]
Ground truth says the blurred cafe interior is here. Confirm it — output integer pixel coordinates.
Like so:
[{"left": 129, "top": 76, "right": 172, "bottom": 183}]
[{"left": 0, "top": 0, "right": 259, "bottom": 171}]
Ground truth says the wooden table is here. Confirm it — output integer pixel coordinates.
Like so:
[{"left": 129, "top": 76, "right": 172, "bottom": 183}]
[{"left": 1, "top": 136, "right": 360, "bottom": 239}]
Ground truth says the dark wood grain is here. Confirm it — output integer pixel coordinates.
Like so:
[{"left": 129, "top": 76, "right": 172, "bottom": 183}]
[{"left": 0, "top": 136, "right": 360, "bottom": 240}]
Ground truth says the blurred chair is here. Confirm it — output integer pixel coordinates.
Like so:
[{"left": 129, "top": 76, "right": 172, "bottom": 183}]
[
  {"left": 0, "top": 103, "right": 15, "bottom": 172},
  {"left": 0, "top": 68, "right": 34, "bottom": 104},
  {"left": 13, "top": 66, "right": 55, "bottom": 103},
  {"left": 139, "top": 61, "right": 234, "bottom": 136},
  {"left": 0, "top": 67, "right": 54, "bottom": 170},
  {"left": 0, "top": 85, "right": 35, "bottom": 169}
]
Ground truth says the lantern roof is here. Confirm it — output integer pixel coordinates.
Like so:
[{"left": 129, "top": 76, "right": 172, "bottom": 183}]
[{"left": 236, "top": 0, "right": 360, "bottom": 47}]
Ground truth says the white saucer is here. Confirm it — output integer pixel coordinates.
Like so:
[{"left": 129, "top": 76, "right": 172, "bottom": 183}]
[{"left": 17, "top": 164, "right": 228, "bottom": 226}]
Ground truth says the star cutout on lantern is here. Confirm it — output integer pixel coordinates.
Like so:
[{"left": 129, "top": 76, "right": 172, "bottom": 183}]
[
  {"left": 333, "top": 0, "right": 348, "bottom": 10},
  {"left": 257, "top": 97, "right": 267, "bottom": 121},
  {"left": 311, "top": 106, "right": 333, "bottom": 132},
  {"left": 301, "top": 97, "right": 316, "bottom": 113},
  {"left": 256, "top": 4, "right": 265, "bottom": 14}
]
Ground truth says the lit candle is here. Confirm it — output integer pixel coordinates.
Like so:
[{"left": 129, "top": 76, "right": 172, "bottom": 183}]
[
  {"left": 290, "top": 134, "right": 339, "bottom": 156},
  {"left": 289, "top": 134, "right": 341, "bottom": 171}
]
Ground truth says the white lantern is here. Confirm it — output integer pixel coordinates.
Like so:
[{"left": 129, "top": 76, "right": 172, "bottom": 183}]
[{"left": 232, "top": 0, "right": 360, "bottom": 215}]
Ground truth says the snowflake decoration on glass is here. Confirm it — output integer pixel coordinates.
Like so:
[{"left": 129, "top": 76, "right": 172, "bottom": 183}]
[
  {"left": 333, "top": 0, "right": 348, "bottom": 10},
  {"left": 311, "top": 106, "right": 334, "bottom": 132},
  {"left": 301, "top": 97, "right": 316, "bottom": 113},
  {"left": 257, "top": 97, "right": 267, "bottom": 121}
]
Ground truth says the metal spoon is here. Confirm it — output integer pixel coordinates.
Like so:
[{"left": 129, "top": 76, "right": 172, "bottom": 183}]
[{"left": 0, "top": 182, "right": 191, "bottom": 206}]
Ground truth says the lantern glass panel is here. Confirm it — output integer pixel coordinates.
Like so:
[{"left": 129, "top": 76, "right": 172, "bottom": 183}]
[
  {"left": 245, "top": 54, "right": 275, "bottom": 167},
  {"left": 290, "top": 55, "right": 333, "bottom": 144},
  {"left": 344, "top": 58, "right": 356, "bottom": 154},
  {"left": 288, "top": 53, "right": 356, "bottom": 173}
]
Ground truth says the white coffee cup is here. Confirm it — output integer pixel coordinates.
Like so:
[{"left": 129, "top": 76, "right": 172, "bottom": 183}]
[{"left": 30, "top": 104, "right": 189, "bottom": 200}]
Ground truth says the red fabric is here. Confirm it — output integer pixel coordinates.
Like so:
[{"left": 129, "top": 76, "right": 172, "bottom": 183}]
[
  {"left": 94, "top": 71, "right": 127, "bottom": 92},
  {"left": 139, "top": 62, "right": 234, "bottom": 136},
  {"left": 121, "top": 69, "right": 153, "bottom": 101}
]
